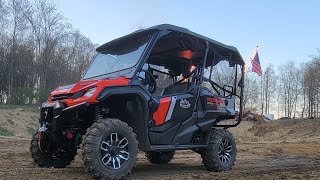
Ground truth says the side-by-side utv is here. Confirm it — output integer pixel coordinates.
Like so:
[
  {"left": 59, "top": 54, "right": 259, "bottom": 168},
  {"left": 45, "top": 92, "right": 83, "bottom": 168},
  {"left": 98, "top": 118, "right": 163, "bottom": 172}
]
[{"left": 30, "top": 24, "right": 245, "bottom": 179}]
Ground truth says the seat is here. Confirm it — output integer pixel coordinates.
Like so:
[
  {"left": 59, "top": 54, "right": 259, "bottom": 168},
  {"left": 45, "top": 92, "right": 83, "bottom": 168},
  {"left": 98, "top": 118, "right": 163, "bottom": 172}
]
[
  {"left": 162, "top": 82, "right": 191, "bottom": 96},
  {"left": 159, "top": 60, "right": 193, "bottom": 96}
]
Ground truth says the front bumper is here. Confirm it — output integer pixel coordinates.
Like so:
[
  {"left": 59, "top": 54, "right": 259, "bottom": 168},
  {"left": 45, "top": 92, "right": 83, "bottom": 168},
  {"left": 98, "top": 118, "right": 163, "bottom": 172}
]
[{"left": 40, "top": 101, "right": 88, "bottom": 132}]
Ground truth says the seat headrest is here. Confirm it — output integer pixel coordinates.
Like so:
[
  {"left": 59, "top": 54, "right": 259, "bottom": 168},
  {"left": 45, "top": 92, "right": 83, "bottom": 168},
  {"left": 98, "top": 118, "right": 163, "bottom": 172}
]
[{"left": 182, "top": 61, "right": 192, "bottom": 78}]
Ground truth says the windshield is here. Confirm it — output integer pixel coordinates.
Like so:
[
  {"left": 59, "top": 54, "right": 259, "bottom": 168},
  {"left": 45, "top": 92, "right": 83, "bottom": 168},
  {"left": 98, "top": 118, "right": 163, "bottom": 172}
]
[{"left": 83, "top": 36, "right": 150, "bottom": 79}]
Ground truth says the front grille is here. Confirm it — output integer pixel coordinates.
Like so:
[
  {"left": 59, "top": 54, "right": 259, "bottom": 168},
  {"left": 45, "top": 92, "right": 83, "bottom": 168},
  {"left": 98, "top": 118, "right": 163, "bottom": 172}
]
[{"left": 51, "top": 94, "right": 73, "bottom": 101}]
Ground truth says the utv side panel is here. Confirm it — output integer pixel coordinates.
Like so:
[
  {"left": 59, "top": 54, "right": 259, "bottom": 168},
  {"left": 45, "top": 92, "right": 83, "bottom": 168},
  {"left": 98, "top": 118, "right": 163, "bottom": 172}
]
[
  {"left": 151, "top": 94, "right": 196, "bottom": 126},
  {"left": 171, "top": 113, "right": 199, "bottom": 145},
  {"left": 149, "top": 93, "right": 196, "bottom": 145},
  {"left": 148, "top": 123, "right": 180, "bottom": 145}
]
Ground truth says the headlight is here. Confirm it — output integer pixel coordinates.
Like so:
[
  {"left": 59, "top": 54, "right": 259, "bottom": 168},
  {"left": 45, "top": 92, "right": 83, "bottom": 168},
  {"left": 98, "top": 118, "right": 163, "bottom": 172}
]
[
  {"left": 54, "top": 101, "right": 64, "bottom": 109},
  {"left": 84, "top": 87, "right": 97, "bottom": 97}
]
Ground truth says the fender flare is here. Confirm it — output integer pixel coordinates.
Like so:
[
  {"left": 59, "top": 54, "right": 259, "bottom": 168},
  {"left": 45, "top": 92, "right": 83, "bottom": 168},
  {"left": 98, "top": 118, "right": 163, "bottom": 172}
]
[
  {"left": 97, "top": 85, "right": 151, "bottom": 102},
  {"left": 96, "top": 85, "right": 152, "bottom": 151}
]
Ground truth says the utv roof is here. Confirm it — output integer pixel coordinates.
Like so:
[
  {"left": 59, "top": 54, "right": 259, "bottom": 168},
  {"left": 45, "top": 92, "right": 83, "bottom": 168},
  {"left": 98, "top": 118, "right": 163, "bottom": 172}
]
[{"left": 97, "top": 24, "right": 245, "bottom": 65}]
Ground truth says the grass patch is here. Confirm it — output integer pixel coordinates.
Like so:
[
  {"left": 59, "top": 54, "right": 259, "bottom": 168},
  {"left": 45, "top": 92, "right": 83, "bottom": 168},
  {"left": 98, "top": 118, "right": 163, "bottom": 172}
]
[
  {"left": 7, "top": 119, "right": 14, "bottom": 125},
  {"left": 0, "top": 127, "right": 14, "bottom": 136},
  {"left": 0, "top": 104, "right": 38, "bottom": 113},
  {"left": 29, "top": 120, "right": 38, "bottom": 126},
  {"left": 32, "top": 115, "right": 40, "bottom": 120}
]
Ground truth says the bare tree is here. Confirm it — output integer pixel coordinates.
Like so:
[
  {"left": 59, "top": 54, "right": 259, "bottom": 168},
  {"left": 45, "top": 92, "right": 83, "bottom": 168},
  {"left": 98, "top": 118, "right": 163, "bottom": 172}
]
[
  {"left": 0, "top": 0, "right": 95, "bottom": 104},
  {"left": 0, "top": 0, "right": 8, "bottom": 34},
  {"left": 262, "top": 64, "right": 277, "bottom": 114},
  {"left": 243, "top": 73, "right": 261, "bottom": 113},
  {"left": 25, "top": 0, "right": 70, "bottom": 100},
  {"left": 304, "top": 52, "right": 320, "bottom": 118},
  {"left": 278, "top": 61, "right": 301, "bottom": 117},
  {"left": 6, "top": 0, "right": 30, "bottom": 103}
]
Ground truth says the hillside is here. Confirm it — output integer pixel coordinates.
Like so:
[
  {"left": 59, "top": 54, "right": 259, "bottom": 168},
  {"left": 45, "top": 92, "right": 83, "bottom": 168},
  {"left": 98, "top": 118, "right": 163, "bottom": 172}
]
[
  {"left": 0, "top": 105, "right": 38, "bottom": 138},
  {"left": 230, "top": 118, "right": 320, "bottom": 143}
]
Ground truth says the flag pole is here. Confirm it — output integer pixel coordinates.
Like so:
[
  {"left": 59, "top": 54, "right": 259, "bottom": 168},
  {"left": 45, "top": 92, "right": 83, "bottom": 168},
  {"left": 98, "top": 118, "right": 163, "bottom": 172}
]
[
  {"left": 245, "top": 45, "right": 262, "bottom": 114},
  {"left": 255, "top": 46, "right": 264, "bottom": 115}
]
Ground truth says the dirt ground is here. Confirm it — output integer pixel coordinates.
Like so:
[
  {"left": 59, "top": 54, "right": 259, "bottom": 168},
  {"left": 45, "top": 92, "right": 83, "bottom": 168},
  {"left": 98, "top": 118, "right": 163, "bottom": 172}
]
[
  {"left": 0, "top": 137, "right": 320, "bottom": 180},
  {"left": 0, "top": 107, "right": 320, "bottom": 179}
]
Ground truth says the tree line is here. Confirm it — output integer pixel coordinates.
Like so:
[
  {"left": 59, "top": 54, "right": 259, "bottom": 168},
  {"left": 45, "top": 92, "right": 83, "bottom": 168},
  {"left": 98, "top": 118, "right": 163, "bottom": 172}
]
[
  {"left": 244, "top": 51, "right": 320, "bottom": 118},
  {"left": 0, "top": 0, "right": 96, "bottom": 104}
]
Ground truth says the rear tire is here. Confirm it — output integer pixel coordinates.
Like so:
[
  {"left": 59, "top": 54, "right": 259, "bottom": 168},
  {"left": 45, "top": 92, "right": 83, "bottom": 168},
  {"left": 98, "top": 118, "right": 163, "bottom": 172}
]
[
  {"left": 30, "top": 133, "right": 77, "bottom": 168},
  {"left": 201, "top": 129, "right": 236, "bottom": 171},
  {"left": 145, "top": 151, "right": 175, "bottom": 164},
  {"left": 82, "top": 118, "right": 138, "bottom": 180}
]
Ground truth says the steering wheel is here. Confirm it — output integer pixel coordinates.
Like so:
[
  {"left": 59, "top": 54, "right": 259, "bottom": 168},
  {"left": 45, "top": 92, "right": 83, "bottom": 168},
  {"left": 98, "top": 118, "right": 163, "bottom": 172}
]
[{"left": 140, "top": 70, "right": 157, "bottom": 94}]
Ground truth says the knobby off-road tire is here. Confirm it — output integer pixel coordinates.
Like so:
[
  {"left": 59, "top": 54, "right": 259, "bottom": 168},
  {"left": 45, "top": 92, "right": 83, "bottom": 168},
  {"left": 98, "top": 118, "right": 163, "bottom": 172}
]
[
  {"left": 30, "top": 133, "right": 77, "bottom": 168},
  {"left": 145, "top": 151, "right": 175, "bottom": 164},
  {"left": 201, "top": 129, "right": 237, "bottom": 171},
  {"left": 82, "top": 118, "right": 138, "bottom": 180}
]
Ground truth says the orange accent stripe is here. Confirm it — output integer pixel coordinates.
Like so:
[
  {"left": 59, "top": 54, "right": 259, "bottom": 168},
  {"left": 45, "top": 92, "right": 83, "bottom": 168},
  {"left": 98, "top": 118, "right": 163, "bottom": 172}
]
[{"left": 153, "top": 97, "right": 171, "bottom": 126}]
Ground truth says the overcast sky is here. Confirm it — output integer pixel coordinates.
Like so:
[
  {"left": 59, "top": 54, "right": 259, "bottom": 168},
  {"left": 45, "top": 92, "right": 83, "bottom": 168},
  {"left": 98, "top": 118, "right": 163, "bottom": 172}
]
[{"left": 57, "top": 0, "right": 320, "bottom": 68}]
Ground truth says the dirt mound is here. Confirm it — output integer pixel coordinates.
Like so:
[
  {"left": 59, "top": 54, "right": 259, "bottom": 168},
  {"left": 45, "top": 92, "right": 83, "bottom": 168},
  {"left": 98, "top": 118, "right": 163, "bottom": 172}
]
[
  {"left": 249, "top": 118, "right": 320, "bottom": 142},
  {"left": 0, "top": 106, "right": 38, "bottom": 138},
  {"left": 242, "top": 111, "right": 267, "bottom": 123}
]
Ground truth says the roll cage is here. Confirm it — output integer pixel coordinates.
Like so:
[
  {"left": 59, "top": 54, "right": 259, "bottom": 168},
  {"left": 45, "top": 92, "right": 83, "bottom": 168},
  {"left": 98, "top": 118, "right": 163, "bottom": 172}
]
[{"left": 96, "top": 24, "right": 245, "bottom": 128}]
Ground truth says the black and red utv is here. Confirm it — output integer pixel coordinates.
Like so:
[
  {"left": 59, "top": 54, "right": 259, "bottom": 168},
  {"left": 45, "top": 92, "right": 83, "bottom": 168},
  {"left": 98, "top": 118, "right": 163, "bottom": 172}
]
[{"left": 30, "top": 24, "right": 245, "bottom": 179}]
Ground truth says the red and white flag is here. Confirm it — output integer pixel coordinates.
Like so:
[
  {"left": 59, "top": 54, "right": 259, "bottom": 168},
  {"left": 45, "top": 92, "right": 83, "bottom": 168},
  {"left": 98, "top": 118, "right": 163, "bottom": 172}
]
[
  {"left": 251, "top": 48, "right": 262, "bottom": 76},
  {"left": 245, "top": 46, "right": 262, "bottom": 76}
]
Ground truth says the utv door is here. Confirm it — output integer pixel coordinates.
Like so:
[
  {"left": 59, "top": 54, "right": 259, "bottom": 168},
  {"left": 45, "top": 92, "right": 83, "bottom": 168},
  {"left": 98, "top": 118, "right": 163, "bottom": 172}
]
[{"left": 148, "top": 86, "right": 197, "bottom": 145}]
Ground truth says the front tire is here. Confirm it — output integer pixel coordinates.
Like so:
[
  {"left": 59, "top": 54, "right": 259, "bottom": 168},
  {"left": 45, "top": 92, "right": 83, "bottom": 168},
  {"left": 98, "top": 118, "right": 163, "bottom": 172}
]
[
  {"left": 82, "top": 118, "right": 138, "bottom": 180},
  {"left": 145, "top": 151, "right": 175, "bottom": 164},
  {"left": 201, "top": 129, "right": 237, "bottom": 171},
  {"left": 30, "top": 133, "right": 77, "bottom": 168}
]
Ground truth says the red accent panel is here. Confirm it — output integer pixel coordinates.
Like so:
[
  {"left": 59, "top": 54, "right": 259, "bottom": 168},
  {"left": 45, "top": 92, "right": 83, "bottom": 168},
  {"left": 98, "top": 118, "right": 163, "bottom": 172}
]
[
  {"left": 153, "top": 97, "right": 171, "bottom": 126},
  {"left": 207, "top": 97, "right": 223, "bottom": 110},
  {"left": 47, "top": 77, "right": 129, "bottom": 106}
]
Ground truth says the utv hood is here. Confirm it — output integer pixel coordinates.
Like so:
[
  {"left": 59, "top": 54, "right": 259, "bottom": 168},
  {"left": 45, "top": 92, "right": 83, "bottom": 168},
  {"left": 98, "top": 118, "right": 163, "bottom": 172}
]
[{"left": 50, "top": 77, "right": 129, "bottom": 97}]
